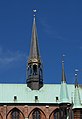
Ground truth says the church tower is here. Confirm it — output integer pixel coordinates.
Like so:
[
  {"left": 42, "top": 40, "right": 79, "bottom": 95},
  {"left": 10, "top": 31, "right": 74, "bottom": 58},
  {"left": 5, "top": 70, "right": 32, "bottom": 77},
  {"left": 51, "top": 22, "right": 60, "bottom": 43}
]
[{"left": 26, "top": 15, "right": 43, "bottom": 90}]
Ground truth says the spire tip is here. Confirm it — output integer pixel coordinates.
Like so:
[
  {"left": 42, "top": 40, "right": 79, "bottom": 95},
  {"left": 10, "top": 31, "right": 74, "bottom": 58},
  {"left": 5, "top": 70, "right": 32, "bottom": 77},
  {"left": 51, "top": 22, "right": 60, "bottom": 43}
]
[
  {"left": 33, "top": 9, "right": 37, "bottom": 17},
  {"left": 75, "top": 69, "right": 79, "bottom": 76},
  {"left": 62, "top": 54, "right": 66, "bottom": 63},
  {"left": 33, "top": 9, "right": 37, "bottom": 12},
  {"left": 75, "top": 69, "right": 79, "bottom": 88}
]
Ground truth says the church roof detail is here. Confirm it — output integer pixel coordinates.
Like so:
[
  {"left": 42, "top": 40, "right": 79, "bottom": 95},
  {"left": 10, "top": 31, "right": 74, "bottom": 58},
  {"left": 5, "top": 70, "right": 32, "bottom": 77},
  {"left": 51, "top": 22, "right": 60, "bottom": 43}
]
[{"left": 0, "top": 83, "right": 80, "bottom": 104}]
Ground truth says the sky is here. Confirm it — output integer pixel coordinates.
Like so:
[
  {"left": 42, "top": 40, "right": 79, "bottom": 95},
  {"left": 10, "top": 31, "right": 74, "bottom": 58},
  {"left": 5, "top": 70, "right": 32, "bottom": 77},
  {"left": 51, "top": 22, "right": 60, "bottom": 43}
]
[{"left": 0, "top": 0, "right": 82, "bottom": 84}]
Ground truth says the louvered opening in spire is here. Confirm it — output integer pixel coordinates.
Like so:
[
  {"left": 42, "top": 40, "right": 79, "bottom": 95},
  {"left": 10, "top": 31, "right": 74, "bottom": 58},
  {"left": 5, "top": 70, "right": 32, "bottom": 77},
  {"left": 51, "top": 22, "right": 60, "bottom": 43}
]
[{"left": 28, "top": 16, "right": 41, "bottom": 63}]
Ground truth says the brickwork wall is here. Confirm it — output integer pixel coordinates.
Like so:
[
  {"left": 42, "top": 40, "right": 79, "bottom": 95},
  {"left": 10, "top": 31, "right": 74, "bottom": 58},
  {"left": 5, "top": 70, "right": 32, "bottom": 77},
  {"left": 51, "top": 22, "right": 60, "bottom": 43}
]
[
  {"left": 73, "top": 110, "right": 82, "bottom": 119},
  {"left": 0, "top": 105, "right": 81, "bottom": 119},
  {"left": 0, "top": 105, "right": 59, "bottom": 119}
]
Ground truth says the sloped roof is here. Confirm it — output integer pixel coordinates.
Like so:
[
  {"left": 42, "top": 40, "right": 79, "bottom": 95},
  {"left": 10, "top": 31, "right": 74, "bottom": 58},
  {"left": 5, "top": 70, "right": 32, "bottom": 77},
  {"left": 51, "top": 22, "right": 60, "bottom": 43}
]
[{"left": 0, "top": 84, "right": 80, "bottom": 104}]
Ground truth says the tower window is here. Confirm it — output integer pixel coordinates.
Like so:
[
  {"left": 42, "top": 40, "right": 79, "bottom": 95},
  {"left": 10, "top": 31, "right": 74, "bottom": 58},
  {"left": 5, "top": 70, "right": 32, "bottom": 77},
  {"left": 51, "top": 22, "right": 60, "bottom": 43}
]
[
  {"left": 32, "top": 110, "right": 40, "bottom": 119},
  {"left": 27, "top": 65, "right": 32, "bottom": 76},
  {"left": 29, "top": 65, "right": 32, "bottom": 74},
  {"left": 33, "top": 65, "right": 37, "bottom": 75},
  {"left": 11, "top": 110, "right": 19, "bottom": 119}
]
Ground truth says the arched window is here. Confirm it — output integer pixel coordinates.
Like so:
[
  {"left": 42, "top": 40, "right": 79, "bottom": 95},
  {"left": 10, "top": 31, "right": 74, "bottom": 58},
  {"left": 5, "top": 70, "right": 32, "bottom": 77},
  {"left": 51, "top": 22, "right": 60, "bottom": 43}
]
[
  {"left": 11, "top": 109, "right": 20, "bottom": 119},
  {"left": 54, "top": 111, "right": 60, "bottom": 119},
  {"left": 32, "top": 110, "right": 41, "bottom": 119},
  {"left": 27, "top": 65, "right": 32, "bottom": 76}
]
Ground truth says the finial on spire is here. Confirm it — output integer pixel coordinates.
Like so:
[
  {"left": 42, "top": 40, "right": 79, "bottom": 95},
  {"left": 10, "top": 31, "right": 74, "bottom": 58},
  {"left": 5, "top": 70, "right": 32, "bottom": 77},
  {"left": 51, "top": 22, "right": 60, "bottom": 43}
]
[
  {"left": 62, "top": 54, "right": 66, "bottom": 63},
  {"left": 75, "top": 69, "right": 79, "bottom": 88},
  {"left": 33, "top": 9, "right": 37, "bottom": 17},
  {"left": 75, "top": 69, "right": 79, "bottom": 78},
  {"left": 61, "top": 54, "right": 66, "bottom": 82},
  {"left": 75, "top": 69, "right": 79, "bottom": 73}
]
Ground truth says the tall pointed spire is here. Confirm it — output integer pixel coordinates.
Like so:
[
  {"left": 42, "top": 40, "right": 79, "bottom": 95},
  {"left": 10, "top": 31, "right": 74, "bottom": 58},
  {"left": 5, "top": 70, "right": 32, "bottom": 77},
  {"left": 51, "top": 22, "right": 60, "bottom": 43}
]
[
  {"left": 26, "top": 11, "right": 43, "bottom": 90},
  {"left": 60, "top": 56, "right": 69, "bottom": 103},
  {"left": 62, "top": 60, "right": 66, "bottom": 83},
  {"left": 73, "top": 70, "right": 82, "bottom": 109},
  {"left": 28, "top": 13, "right": 41, "bottom": 64}
]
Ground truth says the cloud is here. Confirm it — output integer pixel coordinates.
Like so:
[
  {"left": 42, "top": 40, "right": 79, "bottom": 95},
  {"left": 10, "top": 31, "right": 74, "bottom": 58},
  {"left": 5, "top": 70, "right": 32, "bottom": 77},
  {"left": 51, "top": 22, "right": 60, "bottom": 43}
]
[
  {"left": 0, "top": 47, "right": 26, "bottom": 67},
  {"left": 80, "top": 46, "right": 82, "bottom": 50},
  {"left": 41, "top": 20, "right": 64, "bottom": 40}
]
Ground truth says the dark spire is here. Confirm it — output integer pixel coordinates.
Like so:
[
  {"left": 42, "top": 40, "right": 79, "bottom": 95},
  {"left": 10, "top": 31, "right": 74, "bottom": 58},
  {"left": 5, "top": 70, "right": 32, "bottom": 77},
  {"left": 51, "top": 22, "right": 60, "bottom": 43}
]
[
  {"left": 61, "top": 56, "right": 66, "bottom": 82},
  {"left": 26, "top": 12, "right": 43, "bottom": 90},
  {"left": 28, "top": 16, "right": 41, "bottom": 64}
]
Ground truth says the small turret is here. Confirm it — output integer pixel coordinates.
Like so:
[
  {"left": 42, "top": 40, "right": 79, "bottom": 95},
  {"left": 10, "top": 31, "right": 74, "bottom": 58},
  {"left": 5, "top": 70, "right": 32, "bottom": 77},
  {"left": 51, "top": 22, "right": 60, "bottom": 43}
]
[
  {"left": 73, "top": 70, "right": 82, "bottom": 109},
  {"left": 60, "top": 58, "right": 69, "bottom": 103},
  {"left": 73, "top": 70, "right": 82, "bottom": 118},
  {"left": 60, "top": 57, "right": 70, "bottom": 119}
]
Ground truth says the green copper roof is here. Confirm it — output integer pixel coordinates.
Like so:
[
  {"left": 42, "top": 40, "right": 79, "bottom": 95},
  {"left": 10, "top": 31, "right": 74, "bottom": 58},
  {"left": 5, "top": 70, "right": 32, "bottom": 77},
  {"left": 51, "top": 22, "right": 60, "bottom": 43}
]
[
  {"left": 0, "top": 83, "right": 82, "bottom": 105},
  {"left": 60, "top": 61, "right": 69, "bottom": 104},
  {"left": 0, "top": 83, "right": 80, "bottom": 104},
  {"left": 73, "top": 86, "right": 82, "bottom": 109},
  {"left": 73, "top": 73, "right": 82, "bottom": 109},
  {"left": 0, "top": 84, "right": 60, "bottom": 103},
  {"left": 60, "top": 82, "right": 69, "bottom": 103}
]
